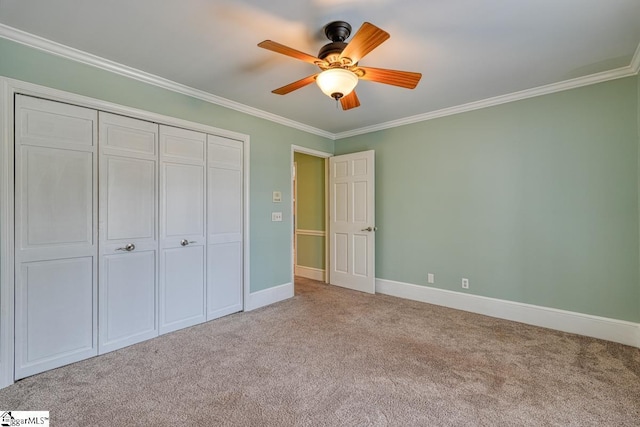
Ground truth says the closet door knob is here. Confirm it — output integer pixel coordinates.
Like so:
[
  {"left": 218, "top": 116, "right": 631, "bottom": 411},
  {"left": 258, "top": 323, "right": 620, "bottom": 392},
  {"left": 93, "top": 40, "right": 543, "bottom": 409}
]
[
  {"left": 180, "top": 239, "right": 197, "bottom": 246},
  {"left": 116, "top": 243, "right": 136, "bottom": 252}
]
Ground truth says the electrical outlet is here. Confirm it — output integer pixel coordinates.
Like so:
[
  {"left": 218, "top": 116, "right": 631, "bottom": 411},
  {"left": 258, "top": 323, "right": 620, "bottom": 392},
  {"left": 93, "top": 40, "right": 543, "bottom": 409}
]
[
  {"left": 427, "top": 273, "right": 435, "bottom": 284},
  {"left": 462, "top": 278, "right": 469, "bottom": 289},
  {"left": 271, "top": 212, "right": 282, "bottom": 222}
]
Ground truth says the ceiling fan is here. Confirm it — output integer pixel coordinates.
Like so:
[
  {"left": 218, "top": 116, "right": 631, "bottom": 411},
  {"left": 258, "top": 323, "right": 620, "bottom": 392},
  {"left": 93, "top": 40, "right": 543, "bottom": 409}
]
[{"left": 258, "top": 21, "right": 422, "bottom": 110}]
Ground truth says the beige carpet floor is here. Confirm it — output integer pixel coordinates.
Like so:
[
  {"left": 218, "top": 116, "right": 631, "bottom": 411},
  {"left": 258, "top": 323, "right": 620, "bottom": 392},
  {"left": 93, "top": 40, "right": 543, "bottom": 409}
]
[{"left": 0, "top": 277, "right": 639, "bottom": 426}]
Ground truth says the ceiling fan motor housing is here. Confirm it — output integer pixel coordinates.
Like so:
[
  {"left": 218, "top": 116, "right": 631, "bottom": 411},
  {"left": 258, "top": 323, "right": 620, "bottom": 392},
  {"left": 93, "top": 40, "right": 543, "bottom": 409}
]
[
  {"left": 318, "top": 41, "right": 348, "bottom": 61},
  {"left": 324, "top": 21, "right": 352, "bottom": 42},
  {"left": 319, "top": 21, "right": 352, "bottom": 64}
]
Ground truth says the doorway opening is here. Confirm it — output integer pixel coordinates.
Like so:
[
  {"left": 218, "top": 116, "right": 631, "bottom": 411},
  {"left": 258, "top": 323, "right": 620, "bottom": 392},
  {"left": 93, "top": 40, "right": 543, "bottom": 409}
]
[{"left": 291, "top": 146, "right": 331, "bottom": 288}]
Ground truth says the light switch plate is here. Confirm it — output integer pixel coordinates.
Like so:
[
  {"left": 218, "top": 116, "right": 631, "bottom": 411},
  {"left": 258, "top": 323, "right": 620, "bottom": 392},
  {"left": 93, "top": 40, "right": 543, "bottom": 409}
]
[
  {"left": 272, "top": 191, "right": 282, "bottom": 203},
  {"left": 272, "top": 212, "right": 283, "bottom": 222}
]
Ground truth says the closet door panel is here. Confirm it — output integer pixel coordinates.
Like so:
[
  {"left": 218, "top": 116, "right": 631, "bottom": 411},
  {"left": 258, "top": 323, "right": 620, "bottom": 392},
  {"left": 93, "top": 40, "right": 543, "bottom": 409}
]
[
  {"left": 19, "top": 146, "right": 93, "bottom": 249},
  {"left": 163, "top": 131, "right": 206, "bottom": 161},
  {"left": 164, "top": 163, "right": 205, "bottom": 238},
  {"left": 99, "top": 112, "right": 159, "bottom": 354},
  {"left": 207, "top": 138, "right": 242, "bottom": 169},
  {"left": 104, "top": 157, "right": 156, "bottom": 241},
  {"left": 17, "top": 98, "right": 94, "bottom": 149},
  {"left": 101, "top": 115, "right": 157, "bottom": 156},
  {"left": 101, "top": 251, "right": 156, "bottom": 347},
  {"left": 14, "top": 95, "right": 98, "bottom": 380},
  {"left": 207, "top": 242, "right": 242, "bottom": 319},
  {"left": 16, "top": 258, "right": 94, "bottom": 378},
  {"left": 161, "top": 246, "right": 206, "bottom": 327},
  {"left": 208, "top": 167, "right": 242, "bottom": 243},
  {"left": 159, "top": 125, "right": 206, "bottom": 334},
  {"left": 207, "top": 135, "right": 243, "bottom": 320}
]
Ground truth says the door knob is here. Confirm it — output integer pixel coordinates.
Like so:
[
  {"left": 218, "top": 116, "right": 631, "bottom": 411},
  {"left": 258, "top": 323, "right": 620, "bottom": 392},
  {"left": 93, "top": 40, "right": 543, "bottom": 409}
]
[
  {"left": 180, "top": 239, "right": 197, "bottom": 246},
  {"left": 116, "top": 243, "right": 136, "bottom": 252},
  {"left": 361, "top": 226, "right": 378, "bottom": 232}
]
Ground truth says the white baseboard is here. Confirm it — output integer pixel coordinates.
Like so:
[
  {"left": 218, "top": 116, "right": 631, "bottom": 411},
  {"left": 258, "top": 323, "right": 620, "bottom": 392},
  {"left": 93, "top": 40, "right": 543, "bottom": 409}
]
[
  {"left": 294, "top": 265, "right": 325, "bottom": 281},
  {"left": 376, "top": 278, "right": 640, "bottom": 348},
  {"left": 245, "top": 282, "right": 294, "bottom": 312}
]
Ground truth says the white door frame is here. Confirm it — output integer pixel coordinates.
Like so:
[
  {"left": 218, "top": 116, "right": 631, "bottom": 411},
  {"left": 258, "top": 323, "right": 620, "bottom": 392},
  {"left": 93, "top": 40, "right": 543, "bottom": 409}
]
[
  {"left": 0, "top": 77, "right": 251, "bottom": 389},
  {"left": 290, "top": 145, "right": 332, "bottom": 286}
]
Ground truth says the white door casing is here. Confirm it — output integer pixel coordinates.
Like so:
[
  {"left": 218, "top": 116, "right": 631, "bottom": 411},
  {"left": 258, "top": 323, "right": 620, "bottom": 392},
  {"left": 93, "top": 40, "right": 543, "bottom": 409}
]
[
  {"left": 207, "top": 135, "right": 243, "bottom": 320},
  {"left": 14, "top": 95, "right": 98, "bottom": 379},
  {"left": 329, "top": 150, "right": 375, "bottom": 294},
  {"left": 159, "top": 125, "right": 207, "bottom": 334},
  {"left": 98, "top": 112, "right": 159, "bottom": 354}
]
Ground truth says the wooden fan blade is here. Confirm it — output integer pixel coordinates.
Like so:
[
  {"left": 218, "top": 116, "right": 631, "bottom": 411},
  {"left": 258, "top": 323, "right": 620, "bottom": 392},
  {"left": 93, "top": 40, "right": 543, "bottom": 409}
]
[
  {"left": 357, "top": 66, "right": 422, "bottom": 89},
  {"left": 272, "top": 74, "right": 318, "bottom": 95},
  {"left": 339, "top": 22, "right": 390, "bottom": 64},
  {"left": 258, "top": 40, "right": 324, "bottom": 65},
  {"left": 340, "top": 91, "right": 360, "bottom": 110}
]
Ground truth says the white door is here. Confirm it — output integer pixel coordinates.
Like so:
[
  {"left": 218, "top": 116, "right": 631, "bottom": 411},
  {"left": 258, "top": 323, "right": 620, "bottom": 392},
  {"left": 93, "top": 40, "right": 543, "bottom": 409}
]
[
  {"left": 14, "top": 95, "right": 98, "bottom": 379},
  {"left": 207, "top": 135, "right": 243, "bottom": 320},
  {"left": 329, "top": 150, "right": 376, "bottom": 294},
  {"left": 159, "top": 125, "right": 207, "bottom": 334},
  {"left": 98, "top": 112, "right": 159, "bottom": 354}
]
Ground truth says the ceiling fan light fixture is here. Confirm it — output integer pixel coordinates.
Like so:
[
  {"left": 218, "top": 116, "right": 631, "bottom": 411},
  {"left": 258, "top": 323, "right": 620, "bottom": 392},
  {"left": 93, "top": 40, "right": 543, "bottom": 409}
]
[
  {"left": 259, "top": 21, "right": 419, "bottom": 110},
  {"left": 316, "top": 68, "right": 358, "bottom": 100}
]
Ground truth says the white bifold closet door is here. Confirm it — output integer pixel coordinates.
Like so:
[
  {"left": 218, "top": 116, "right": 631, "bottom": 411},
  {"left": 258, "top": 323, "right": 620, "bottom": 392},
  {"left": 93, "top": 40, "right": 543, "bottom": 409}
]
[
  {"left": 14, "top": 95, "right": 98, "bottom": 379},
  {"left": 98, "top": 112, "right": 159, "bottom": 354},
  {"left": 159, "top": 125, "right": 207, "bottom": 334},
  {"left": 207, "top": 135, "right": 243, "bottom": 320}
]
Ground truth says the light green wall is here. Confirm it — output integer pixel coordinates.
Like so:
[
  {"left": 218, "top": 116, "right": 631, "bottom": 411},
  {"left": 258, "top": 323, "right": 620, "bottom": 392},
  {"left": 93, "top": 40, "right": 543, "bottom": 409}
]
[
  {"left": 0, "top": 37, "right": 334, "bottom": 292},
  {"left": 336, "top": 76, "right": 640, "bottom": 323},
  {"left": 2, "top": 36, "right": 638, "bottom": 323},
  {"left": 295, "top": 153, "right": 325, "bottom": 231},
  {"left": 294, "top": 152, "right": 325, "bottom": 270},
  {"left": 296, "top": 235, "right": 325, "bottom": 270}
]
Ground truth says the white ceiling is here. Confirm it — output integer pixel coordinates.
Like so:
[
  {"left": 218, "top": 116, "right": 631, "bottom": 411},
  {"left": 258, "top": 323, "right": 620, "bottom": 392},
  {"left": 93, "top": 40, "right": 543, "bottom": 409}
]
[{"left": 1, "top": 0, "right": 639, "bottom": 135}]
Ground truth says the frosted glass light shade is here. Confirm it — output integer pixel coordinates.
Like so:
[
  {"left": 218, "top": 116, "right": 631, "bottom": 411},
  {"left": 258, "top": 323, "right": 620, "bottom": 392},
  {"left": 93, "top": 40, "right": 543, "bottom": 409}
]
[{"left": 316, "top": 68, "right": 358, "bottom": 99}]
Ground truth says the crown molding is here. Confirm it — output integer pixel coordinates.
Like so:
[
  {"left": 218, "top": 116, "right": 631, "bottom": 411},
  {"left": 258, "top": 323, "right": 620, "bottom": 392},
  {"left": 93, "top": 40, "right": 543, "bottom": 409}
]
[
  {"left": 335, "top": 64, "right": 638, "bottom": 139},
  {"left": 0, "top": 23, "right": 335, "bottom": 140},
  {"left": 631, "top": 41, "right": 640, "bottom": 74},
  {"left": 1, "top": 23, "right": 639, "bottom": 142}
]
